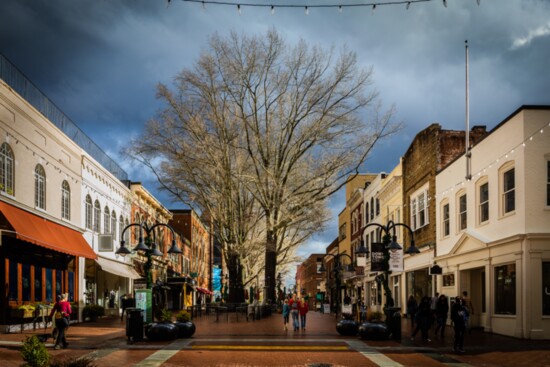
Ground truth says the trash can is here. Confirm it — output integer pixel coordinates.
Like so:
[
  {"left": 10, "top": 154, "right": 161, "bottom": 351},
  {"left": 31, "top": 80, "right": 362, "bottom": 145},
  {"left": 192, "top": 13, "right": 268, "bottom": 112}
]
[
  {"left": 126, "top": 308, "right": 144, "bottom": 342},
  {"left": 385, "top": 307, "right": 402, "bottom": 340}
]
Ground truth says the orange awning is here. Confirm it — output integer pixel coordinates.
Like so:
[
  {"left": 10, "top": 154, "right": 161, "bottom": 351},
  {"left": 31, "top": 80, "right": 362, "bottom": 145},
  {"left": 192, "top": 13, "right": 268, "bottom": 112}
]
[{"left": 0, "top": 201, "right": 97, "bottom": 259}]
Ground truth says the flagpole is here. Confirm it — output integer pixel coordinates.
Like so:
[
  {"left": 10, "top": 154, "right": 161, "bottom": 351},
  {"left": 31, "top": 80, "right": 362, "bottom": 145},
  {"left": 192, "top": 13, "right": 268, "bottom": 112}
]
[{"left": 465, "top": 40, "right": 472, "bottom": 180}]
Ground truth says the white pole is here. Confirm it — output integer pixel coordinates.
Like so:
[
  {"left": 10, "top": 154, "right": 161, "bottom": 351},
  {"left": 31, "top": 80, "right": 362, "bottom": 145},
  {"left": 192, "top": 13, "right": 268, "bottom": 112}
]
[{"left": 465, "top": 40, "right": 472, "bottom": 180}]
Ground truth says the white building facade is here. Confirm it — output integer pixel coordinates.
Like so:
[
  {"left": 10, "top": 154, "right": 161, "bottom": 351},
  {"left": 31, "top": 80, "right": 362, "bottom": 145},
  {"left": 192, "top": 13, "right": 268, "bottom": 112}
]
[{"left": 435, "top": 106, "right": 550, "bottom": 339}]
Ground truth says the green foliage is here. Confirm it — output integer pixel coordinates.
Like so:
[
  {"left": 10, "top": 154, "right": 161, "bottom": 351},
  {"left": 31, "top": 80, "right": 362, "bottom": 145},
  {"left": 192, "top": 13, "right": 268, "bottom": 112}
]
[
  {"left": 367, "top": 310, "right": 384, "bottom": 322},
  {"left": 50, "top": 356, "right": 97, "bottom": 367},
  {"left": 20, "top": 335, "right": 50, "bottom": 367},
  {"left": 158, "top": 308, "right": 173, "bottom": 322},
  {"left": 175, "top": 310, "right": 191, "bottom": 322},
  {"left": 82, "top": 304, "right": 105, "bottom": 320}
]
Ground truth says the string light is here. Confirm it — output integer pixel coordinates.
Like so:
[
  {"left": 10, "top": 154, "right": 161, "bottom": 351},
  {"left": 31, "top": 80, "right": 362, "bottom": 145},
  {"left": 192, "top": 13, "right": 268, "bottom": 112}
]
[
  {"left": 436, "top": 120, "right": 550, "bottom": 199},
  {"left": 179, "top": 0, "right": 468, "bottom": 14}
]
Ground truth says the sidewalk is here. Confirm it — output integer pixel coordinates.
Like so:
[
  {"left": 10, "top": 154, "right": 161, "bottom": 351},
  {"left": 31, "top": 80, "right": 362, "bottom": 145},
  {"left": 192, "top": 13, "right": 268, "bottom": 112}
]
[{"left": 1, "top": 311, "right": 548, "bottom": 367}]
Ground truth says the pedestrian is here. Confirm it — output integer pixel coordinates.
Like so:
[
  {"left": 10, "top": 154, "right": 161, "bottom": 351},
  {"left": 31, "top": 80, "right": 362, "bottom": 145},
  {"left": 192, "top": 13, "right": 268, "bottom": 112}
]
[
  {"left": 434, "top": 294, "right": 449, "bottom": 339},
  {"left": 462, "top": 291, "right": 474, "bottom": 333},
  {"left": 282, "top": 299, "right": 290, "bottom": 331},
  {"left": 451, "top": 296, "right": 467, "bottom": 353},
  {"left": 430, "top": 292, "right": 439, "bottom": 328},
  {"left": 299, "top": 297, "right": 309, "bottom": 330},
  {"left": 360, "top": 301, "right": 367, "bottom": 322},
  {"left": 406, "top": 295, "right": 417, "bottom": 329},
  {"left": 49, "top": 293, "right": 71, "bottom": 350},
  {"left": 290, "top": 295, "right": 300, "bottom": 331},
  {"left": 411, "top": 296, "right": 431, "bottom": 342}
]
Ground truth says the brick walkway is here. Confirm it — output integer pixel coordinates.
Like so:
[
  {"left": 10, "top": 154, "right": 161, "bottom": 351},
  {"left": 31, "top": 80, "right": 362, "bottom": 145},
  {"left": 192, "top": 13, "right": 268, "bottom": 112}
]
[{"left": 0, "top": 310, "right": 548, "bottom": 366}]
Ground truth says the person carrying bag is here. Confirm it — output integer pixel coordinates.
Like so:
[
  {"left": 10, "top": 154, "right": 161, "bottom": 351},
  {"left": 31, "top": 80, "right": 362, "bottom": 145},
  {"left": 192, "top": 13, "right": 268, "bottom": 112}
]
[{"left": 49, "top": 293, "right": 71, "bottom": 350}]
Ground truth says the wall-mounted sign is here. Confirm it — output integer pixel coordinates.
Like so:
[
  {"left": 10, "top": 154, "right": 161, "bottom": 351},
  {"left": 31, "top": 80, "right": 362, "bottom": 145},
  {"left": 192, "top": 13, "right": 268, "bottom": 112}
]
[{"left": 443, "top": 273, "right": 455, "bottom": 287}]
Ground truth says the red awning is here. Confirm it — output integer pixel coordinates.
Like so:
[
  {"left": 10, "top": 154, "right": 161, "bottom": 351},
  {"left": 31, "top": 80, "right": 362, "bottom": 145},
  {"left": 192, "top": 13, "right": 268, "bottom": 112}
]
[
  {"left": 0, "top": 201, "right": 97, "bottom": 259},
  {"left": 196, "top": 287, "right": 213, "bottom": 295}
]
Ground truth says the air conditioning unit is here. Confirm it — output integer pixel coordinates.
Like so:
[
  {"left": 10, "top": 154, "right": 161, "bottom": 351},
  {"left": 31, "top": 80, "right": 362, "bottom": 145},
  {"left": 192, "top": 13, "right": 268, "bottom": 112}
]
[{"left": 98, "top": 234, "right": 113, "bottom": 252}]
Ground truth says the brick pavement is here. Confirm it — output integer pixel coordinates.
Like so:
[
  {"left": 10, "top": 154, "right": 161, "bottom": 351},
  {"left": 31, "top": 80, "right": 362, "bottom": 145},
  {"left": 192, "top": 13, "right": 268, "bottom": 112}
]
[{"left": 0, "top": 310, "right": 548, "bottom": 366}]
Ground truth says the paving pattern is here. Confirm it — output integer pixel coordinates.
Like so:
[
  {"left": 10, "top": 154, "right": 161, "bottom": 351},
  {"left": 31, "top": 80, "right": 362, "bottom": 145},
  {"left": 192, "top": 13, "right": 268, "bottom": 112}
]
[{"left": 1, "top": 310, "right": 549, "bottom": 366}]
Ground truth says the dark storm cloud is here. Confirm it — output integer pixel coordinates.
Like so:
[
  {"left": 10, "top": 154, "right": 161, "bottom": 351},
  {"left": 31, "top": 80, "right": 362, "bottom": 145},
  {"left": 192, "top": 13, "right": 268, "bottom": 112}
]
[{"left": 2, "top": 0, "right": 550, "bottom": 254}]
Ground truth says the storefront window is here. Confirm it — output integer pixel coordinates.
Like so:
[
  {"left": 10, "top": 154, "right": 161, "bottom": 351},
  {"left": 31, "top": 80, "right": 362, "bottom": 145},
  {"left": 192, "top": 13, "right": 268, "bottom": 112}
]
[
  {"left": 35, "top": 266, "right": 43, "bottom": 302},
  {"left": 406, "top": 268, "right": 432, "bottom": 300},
  {"left": 9, "top": 261, "right": 18, "bottom": 302},
  {"left": 543, "top": 262, "right": 550, "bottom": 316},
  {"left": 56, "top": 270, "right": 62, "bottom": 299},
  {"left": 495, "top": 264, "right": 516, "bottom": 315},
  {"left": 68, "top": 271, "right": 75, "bottom": 302},
  {"left": 22, "top": 264, "right": 31, "bottom": 302},
  {"left": 46, "top": 268, "right": 53, "bottom": 302}
]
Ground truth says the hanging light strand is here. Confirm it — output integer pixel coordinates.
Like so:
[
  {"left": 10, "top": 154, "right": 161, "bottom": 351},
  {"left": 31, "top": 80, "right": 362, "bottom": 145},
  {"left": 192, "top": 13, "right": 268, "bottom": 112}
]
[{"left": 179, "top": 0, "right": 472, "bottom": 14}]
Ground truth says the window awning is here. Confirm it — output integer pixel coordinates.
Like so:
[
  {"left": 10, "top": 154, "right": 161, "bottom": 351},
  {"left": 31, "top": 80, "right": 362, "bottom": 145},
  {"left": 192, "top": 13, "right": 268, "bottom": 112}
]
[
  {"left": 96, "top": 256, "right": 141, "bottom": 279},
  {"left": 196, "top": 287, "right": 213, "bottom": 295},
  {"left": 0, "top": 201, "right": 97, "bottom": 259}
]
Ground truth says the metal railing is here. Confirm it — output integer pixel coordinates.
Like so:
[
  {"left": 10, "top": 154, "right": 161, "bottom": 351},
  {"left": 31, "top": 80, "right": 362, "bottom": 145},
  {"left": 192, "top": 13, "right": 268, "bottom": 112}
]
[{"left": 0, "top": 54, "right": 128, "bottom": 182}]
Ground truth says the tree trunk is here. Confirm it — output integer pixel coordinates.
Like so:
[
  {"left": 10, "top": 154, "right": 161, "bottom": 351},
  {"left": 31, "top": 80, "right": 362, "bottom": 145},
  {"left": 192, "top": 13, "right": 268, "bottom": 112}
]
[
  {"left": 228, "top": 253, "right": 245, "bottom": 303},
  {"left": 264, "top": 229, "right": 277, "bottom": 303}
]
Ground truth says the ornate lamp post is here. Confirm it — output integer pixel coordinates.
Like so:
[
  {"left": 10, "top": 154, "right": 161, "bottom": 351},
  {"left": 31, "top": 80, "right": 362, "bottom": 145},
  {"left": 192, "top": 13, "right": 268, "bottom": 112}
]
[
  {"left": 116, "top": 222, "right": 182, "bottom": 286},
  {"left": 319, "top": 243, "right": 368, "bottom": 319},
  {"left": 360, "top": 220, "right": 418, "bottom": 339}
]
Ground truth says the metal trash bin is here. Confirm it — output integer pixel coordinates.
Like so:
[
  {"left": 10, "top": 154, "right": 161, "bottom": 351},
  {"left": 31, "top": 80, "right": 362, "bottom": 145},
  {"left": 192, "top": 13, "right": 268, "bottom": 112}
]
[{"left": 126, "top": 308, "right": 144, "bottom": 342}]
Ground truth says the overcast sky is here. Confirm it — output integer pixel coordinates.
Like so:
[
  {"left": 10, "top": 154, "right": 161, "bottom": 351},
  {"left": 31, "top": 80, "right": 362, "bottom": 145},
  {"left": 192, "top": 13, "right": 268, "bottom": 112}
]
[{"left": 2, "top": 0, "right": 549, "bottom": 271}]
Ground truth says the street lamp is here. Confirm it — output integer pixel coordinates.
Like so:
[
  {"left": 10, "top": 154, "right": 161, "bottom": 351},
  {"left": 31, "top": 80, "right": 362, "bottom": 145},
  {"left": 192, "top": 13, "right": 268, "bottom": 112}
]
[
  {"left": 319, "top": 242, "right": 367, "bottom": 318},
  {"left": 360, "top": 220, "right": 417, "bottom": 339},
  {"left": 116, "top": 222, "right": 183, "bottom": 289},
  {"left": 361, "top": 220, "right": 417, "bottom": 308}
]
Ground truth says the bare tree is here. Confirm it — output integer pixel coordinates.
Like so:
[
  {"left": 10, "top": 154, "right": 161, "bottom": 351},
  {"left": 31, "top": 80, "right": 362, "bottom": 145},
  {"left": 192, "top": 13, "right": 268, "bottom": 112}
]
[
  {"left": 206, "top": 30, "right": 400, "bottom": 301},
  {"left": 126, "top": 29, "right": 400, "bottom": 303}
]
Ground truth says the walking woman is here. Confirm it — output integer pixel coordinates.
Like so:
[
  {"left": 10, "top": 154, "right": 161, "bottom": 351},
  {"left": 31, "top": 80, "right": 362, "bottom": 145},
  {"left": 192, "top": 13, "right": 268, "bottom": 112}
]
[
  {"left": 434, "top": 294, "right": 449, "bottom": 339},
  {"left": 411, "top": 296, "right": 432, "bottom": 342},
  {"left": 49, "top": 293, "right": 71, "bottom": 350},
  {"left": 299, "top": 297, "right": 309, "bottom": 330},
  {"left": 282, "top": 299, "right": 290, "bottom": 331},
  {"left": 290, "top": 295, "right": 300, "bottom": 331},
  {"left": 451, "top": 296, "right": 467, "bottom": 353},
  {"left": 406, "top": 295, "right": 417, "bottom": 330}
]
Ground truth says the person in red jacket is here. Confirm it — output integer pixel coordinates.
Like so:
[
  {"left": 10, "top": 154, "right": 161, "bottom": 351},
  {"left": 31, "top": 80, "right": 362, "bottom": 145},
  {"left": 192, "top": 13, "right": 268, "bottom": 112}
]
[
  {"left": 49, "top": 293, "right": 71, "bottom": 349},
  {"left": 299, "top": 297, "right": 309, "bottom": 331}
]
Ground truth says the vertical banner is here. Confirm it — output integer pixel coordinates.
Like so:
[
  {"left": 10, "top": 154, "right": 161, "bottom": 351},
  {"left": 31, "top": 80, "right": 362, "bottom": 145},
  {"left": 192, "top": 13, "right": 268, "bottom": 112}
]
[
  {"left": 388, "top": 248, "right": 403, "bottom": 272},
  {"left": 135, "top": 289, "right": 152, "bottom": 323},
  {"left": 370, "top": 243, "right": 385, "bottom": 272}
]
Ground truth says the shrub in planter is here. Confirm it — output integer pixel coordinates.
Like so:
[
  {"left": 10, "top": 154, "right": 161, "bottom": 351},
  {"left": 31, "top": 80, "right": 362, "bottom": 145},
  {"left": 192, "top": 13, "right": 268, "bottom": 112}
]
[
  {"left": 175, "top": 310, "right": 191, "bottom": 322},
  {"left": 158, "top": 308, "right": 173, "bottom": 323},
  {"left": 366, "top": 310, "right": 385, "bottom": 323},
  {"left": 174, "top": 310, "right": 195, "bottom": 338},
  {"left": 20, "top": 335, "right": 50, "bottom": 367},
  {"left": 82, "top": 304, "right": 105, "bottom": 321}
]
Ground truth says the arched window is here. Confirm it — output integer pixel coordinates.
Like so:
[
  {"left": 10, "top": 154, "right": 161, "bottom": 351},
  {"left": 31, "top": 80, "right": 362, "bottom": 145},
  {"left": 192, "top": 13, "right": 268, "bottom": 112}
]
[
  {"left": 370, "top": 197, "right": 374, "bottom": 219},
  {"left": 376, "top": 198, "right": 380, "bottom": 216},
  {"left": 365, "top": 202, "right": 369, "bottom": 224},
  {"left": 103, "top": 206, "right": 110, "bottom": 234},
  {"left": 61, "top": 180, "right": 70, "bottom": 220},
  {"left": 0, "top": 143, "right": 15, "bottom": 196},
  {"left": 119, "top": 215, "right": 124, "bottom": 243},
  {"left": 93, "top": 200, "right": 101, "bottom": 232},
  {"left": 34, "top": 164, "right": 46, "bottom": 209},
  {"left": 111, "top": 210, "right": 117, "bottom": 237},
  {"left": 85, "top": 195, "right": 93, "bottom": 229}
]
